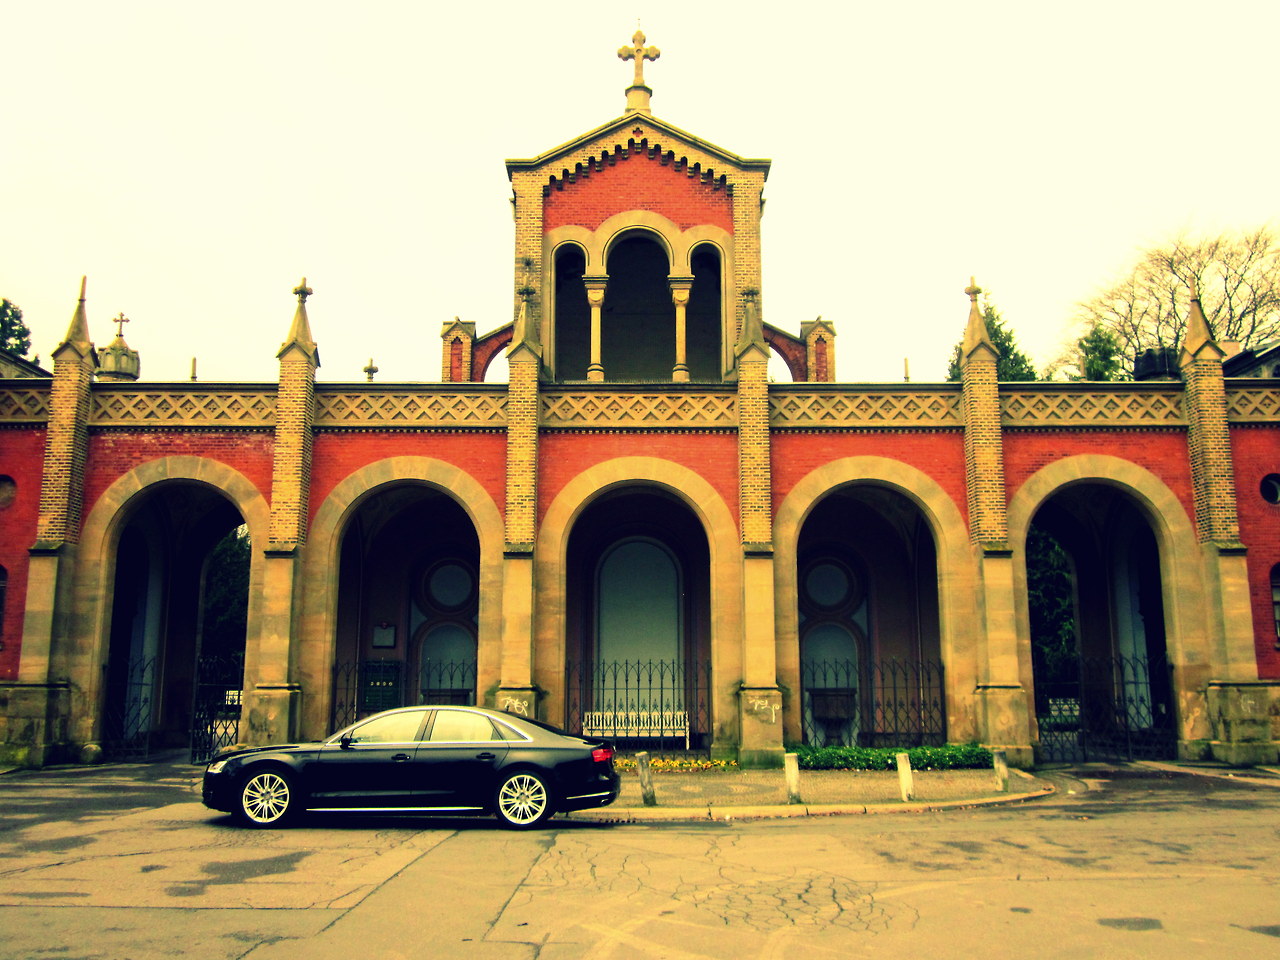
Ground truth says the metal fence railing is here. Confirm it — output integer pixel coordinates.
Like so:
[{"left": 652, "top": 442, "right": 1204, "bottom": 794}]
[
  {"left": 330, "top": 658, "right": 477, "bottom": 731},
  {"left": 800, "top": 657, "right": 946, "bottom": 749},
  {"left": 565, "top": 659, "right": 712, "bottom": 756}
]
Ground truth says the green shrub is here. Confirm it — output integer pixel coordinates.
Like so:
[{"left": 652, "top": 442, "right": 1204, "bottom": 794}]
[{"left": 793, "top": 743, "right": 993, "bottom": 771}]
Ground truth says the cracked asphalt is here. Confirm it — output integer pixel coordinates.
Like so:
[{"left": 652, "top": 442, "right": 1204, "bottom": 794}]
[{"left": 0, "top": 761, "right": 1277, "bottom": 959}]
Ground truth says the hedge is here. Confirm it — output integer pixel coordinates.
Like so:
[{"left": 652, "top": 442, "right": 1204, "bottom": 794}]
[{"left": 792, "top": 743, "right": 993, "bottom": 771}]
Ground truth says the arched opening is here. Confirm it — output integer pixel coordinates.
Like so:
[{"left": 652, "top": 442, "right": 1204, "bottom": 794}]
[
  {"left": 564, "top": 488, "right": 710, "bottom": 751},
  {"left": 331, "top": 485, "right": 479, "bottom": 730},
  {"left": 1027, "top": 484, "right": 1175, "bottom": 761},
  {"left": 604, "top": 234, "right": 674, "bottom": 381},
  {"left": 687, "top": 244, "right": 723, "bottom": 380},
  {"left": 1271, "top": 564, "right": 1280, "bottom": 647},
  {"left": 102, "top": 482, "right": 249, "bottom": 761},
  {"left": 553, "top": 243, "right": 589, "bottom": 380},
  {"left": 796, "top": 486, "right": 944, "bottom": 747}
]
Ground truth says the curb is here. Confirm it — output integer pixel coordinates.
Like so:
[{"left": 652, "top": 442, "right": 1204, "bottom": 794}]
[
  {"left": 564, "top": 784, "right": 1055, "bottom": 824},
  {"left": 1134, "top": 760, "right": 1280, "bottom": 788}
]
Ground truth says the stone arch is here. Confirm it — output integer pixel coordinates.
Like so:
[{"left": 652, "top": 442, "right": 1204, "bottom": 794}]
[
  {"left": 535, "top": 457, "right": 741, "bottom": 743},
  {"left": 68, "top": 456, "right": 270, "bottom": 748},
  {"left": 297, "top": 457, "right": 504, "bottom": 738},
  {"left": 596, "top": 211, "right": 679, "bottom": 266},
  {"left": 774, "top": 457, "right": 977, "bottom": 743},
  {"left": 1007, "top": 454, "right": 1210, "bottom": 748}
]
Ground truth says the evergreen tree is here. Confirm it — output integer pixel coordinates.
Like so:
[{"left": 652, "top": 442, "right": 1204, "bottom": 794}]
[
  {"left": 200, "top": 525, "right": 250, "bottom": 657},
  {"left": 946, "top": 298, "right": 1038, "bottom": 381},
  {"left": 1, "top": 299, "right": 31, "bottom": 356},
  {"left": 1069, "top": 323, "right": 1124, "bottom": 381}
]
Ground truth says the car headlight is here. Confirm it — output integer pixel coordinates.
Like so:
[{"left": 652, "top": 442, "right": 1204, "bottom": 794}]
[{"left": 206, "top": 759, "right": 228, "bottom": 774}]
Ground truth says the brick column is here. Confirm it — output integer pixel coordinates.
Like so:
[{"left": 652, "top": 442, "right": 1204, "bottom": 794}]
[
  {"left": 8, "top": 280, "right": 95, "bottom": 765},
  {"left": 960, "top": 281, "right": 1031, "bottom": 765},
  {"left": 1181, "top": 290, "right": 1274, "bottom": 764},
  {"left": 734, "top": 292, "right": 783, "bottom": 767},
  {"left": 497, "top": 301, "right": 542, "bottom": 719},
  {"left": 247, "top": 281, "right": 318, "bottom": 745}
]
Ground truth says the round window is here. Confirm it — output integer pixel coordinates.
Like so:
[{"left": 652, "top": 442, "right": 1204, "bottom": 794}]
[
  {"left": 1262, "top": 474, "right": 1280, "bottom": 505},
  {"left": 805, "top": 562, "right": 851, "bottom": 609},
  {"left": 426, "top": 561, "right": 475, "bottom": 611}
]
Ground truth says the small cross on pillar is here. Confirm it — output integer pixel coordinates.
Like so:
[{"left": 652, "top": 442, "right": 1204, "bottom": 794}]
[
  {"left": 112, "top": 312, "right": 131, "bottom": 338},
  {"left": 294, "top": 278, "right": 313, "bottom": 303},
  {"left": 363, "top": 358, "right": 378, "bottom": 382}
]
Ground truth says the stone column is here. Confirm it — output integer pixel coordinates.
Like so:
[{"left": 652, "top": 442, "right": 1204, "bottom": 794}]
[
  {"left": 583, "top": 276, "right": 608, "bottom": 383},
  {"left": 734, "top": 293, "right": 783, "bottom": 767},
  {"left": 669, "top": 276, "right": 693, "bottom": 382},
  {"left": 960, "top": 281, "right": 1032, "bottom": 766},
  {"left": 1181, "top": 290, "right": 1276, "bottom": 764},
  {"left": 247, "top": 281, "right": 318, "bottom": 745},
  {"left": 6, "top": 281, "right": 95, "bottom": 766},
  {"left": 497, "top": 312, "right": 542, "bottom": 718}
]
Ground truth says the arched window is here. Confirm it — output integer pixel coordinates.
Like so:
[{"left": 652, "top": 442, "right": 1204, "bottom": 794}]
[
  {"left": 553, "top": 244, "right": 589, "bottom": 380},
  {"left": 604, "top": 234, "right": 674, "bottom": 381},
  {"left": 687, "top": 244, "right": 723, "bottom": 380}
]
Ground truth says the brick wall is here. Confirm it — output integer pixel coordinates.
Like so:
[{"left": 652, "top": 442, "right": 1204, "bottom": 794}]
[
  {"left": 1230, "top": 426, "right": 1280, "bottom": 677},
  {"left": 0, "top": 427, "right": 47, "bottom": 679},
  {"left": 544, "top": 150, "right": 734, "bottom": 234}
]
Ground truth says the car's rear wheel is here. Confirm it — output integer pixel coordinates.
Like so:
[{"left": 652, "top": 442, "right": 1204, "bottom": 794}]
[
  {"left": 494, "top": 771, "right": 552, "bottom": 828},
  {"left": 236, "top": 769, "right": 297, "bottom": 827}
]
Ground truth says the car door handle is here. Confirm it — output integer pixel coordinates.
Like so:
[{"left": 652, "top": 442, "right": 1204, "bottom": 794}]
[
  {"left": 475, "top": 752, "right": 497, "bottom": 761},
  {"left": 392, "top": 753, "right": 411, "bottom": 762}
]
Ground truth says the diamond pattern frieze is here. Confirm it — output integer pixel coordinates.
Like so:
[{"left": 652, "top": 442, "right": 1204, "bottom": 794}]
[
  {"left": 770, "top": 392, "right": 961, "bottom": 427},
  {"left": 542, "top": 392, "right": 736, "bottom": 427},
  {"left": 0, "top": 388, "right": 50, "bottom": 421},
  {"left": 91, "top": 391, "right": 277, "bottom": 425},
  {"left": 1001, "top": 391, "right": 1184, "bottom": 425},
  {"left": 314, "top": 391, "right": 507, "bottom": 426},
  {"left": 1226, "top": 388, "right": 1280, "bottom": 421}
]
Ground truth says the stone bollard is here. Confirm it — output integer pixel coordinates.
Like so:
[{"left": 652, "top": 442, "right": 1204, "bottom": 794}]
[
  {"left": 635, "top": 751, "right": 658, "bottom": 807},
  {"left": 992, "top": 749, "right": 1009, "bottom": 793},
  {"left": 895, "top": 752, "right": 915, "bottom": 802},
  {"left": 784, "top": 752, "right": 802, "bottom": 804}
]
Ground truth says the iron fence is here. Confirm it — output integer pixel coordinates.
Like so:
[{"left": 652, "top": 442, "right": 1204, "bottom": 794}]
[
  {"left": 800, "top": 658, "right": 946, "bottom": 748},
  {"left": 102, "top": 655, "right": 157, "bottom": 761},
  {"left": 1033, "top": 651, "right": 1175, "bottom": 762},
  {"left": 565, "top": 659, "right": 712, "bottom": 755},
  {"left": 330, "top": 658, "right": 477, "bottom": 731},
  {"left": 189, "top": 653, "right": 245, "bottom": 763}
]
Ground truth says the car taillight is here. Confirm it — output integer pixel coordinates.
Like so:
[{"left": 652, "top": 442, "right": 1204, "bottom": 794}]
[{"left": 591, "top": 746, "right": 613, "bottom": 763}]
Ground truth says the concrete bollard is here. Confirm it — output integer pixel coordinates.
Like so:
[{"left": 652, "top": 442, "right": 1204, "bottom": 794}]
[
  {"left": 784, "top": 752, "right": 802, "bottom": 804},
  {"left": 895, "top": 752, "right": 915, "bottom": 802},
  {"left": 635, "top": 751, "right": 658, "bottom": 807},
  {"left": 992, "top": 749, "right": 1009, "bottom": 793}
]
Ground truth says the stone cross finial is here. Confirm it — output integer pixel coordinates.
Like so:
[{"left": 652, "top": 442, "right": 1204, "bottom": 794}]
[
  {"left": 965, "top": 277, "right": 982, "bottom": 301},
  {"left": 1189, "top": 276, "right": 1200, "bottom": 300},
  {"left": 618, "top": 30, "right": 660, "bottom": 87},
  {"left": 363, "top": 358, "right": 378, "bottom": 382},
  {"left": 113, "top": 312, "right": 130, "bottom": 338},
  {"left": 294, "top": 278, "right": 313, "bottom": 303}
]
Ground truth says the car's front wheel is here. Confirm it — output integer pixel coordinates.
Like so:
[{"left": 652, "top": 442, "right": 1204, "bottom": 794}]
[
  {"left": 494, "top": 770, "right": 553, "bottom": 828},
  {"left": 236, "top": 769, "right": 297, "bottom": 827}
]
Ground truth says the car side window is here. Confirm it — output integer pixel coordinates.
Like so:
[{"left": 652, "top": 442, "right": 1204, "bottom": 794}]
[
  {"left": 429, "top": 710, "right": 500, "bottom": 743},
  {"left": 349, "top": 711, "right": 425, "bottom": 744}
]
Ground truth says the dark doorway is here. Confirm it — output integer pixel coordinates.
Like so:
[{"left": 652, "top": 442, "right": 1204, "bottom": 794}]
[{"left": 1027, "top": 486, "right": 1177, "bottom": 762}]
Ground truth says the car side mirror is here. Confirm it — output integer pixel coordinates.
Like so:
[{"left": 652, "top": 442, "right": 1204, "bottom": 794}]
[{"left": 339, "top": 735, "right": 355, "bottom": 749}]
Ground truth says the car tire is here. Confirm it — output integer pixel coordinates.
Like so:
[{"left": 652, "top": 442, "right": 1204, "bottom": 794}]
[
  {"left": 236, "top": 768, "right": 298, "bottom": 827},
  {"left": 494, "top": 770, "right": 553, "bottom": 828}
]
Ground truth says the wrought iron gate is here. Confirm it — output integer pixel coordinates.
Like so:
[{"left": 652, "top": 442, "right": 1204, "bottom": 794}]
[
  {"left": 564, "top": 659, "right": 712, "bottom": 755},
  {"left": 1033, "top": 652, "right": 1176, "bottom": 762},
  {"left": 103, "top": 655, "right": 158, "bottom": 761},
  {"left": 800, "top": 658, "right": 946, "bottom": 748},
  {"left": 330, "top": 658, "right": 478, "bottom": 732},
  {"left": 190, "top": 653, "right": 245, "bottom": 763}
]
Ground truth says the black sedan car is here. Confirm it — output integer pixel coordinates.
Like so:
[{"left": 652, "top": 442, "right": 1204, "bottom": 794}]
[{"left": 202, "top": 706, "right": 619, "bottom": 828}]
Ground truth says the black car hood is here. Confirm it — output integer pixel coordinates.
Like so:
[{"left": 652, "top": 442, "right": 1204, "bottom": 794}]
[{"left": 209, "top": 742, "right": 320, "bottom": 763}]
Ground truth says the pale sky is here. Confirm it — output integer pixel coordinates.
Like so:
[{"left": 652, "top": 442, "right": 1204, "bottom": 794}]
[{"left": 3, "top": 1, "right": 1277, "bottom": 384}]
